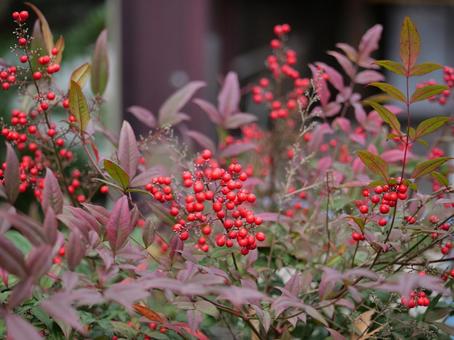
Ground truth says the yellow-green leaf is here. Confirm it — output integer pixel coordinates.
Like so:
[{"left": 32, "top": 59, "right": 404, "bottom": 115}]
[
  {"left": 400, "top": 16, "right": 420, "bottom": 72},
  {"left": 375, "top": 60, "right": 405, "bottom": 76},
  {"left": 365, "top": 100, "right": 401, "bottom": 133},
  {"left": 411, "top": 85, "right": 448, "bottom": 103},
  {"left": 411, "top": 157, "right": 451, "bottom": 179},
  {"left": 53, "top": 35, "right": 65, "bottom": 65},
  {"left": 69, "top": 80, "right": 90, "bottom": 133},
  {"left": 70, "top": 63, "right": 91, "bottom": 88},
  {"left": 357, "top": 150, "right": 389, "bottom": 181},
  {"left": 410, "top": 62, "right": 442, "bottom": 76},
  {"left": 370, "top": 82, "right": 406, "bottom": 102},
  {"left": 91, "top": 30, "right": 109, "bottom": 96},
  {"left": 103, "top": 160, "right": 129, "bottom": 190},
  {"left": 432, "top": 171, "right": 449, "bottom": 187},
  {"left": 26, "top": 2, "right": 54, "bottom": 55},
  {"left": 415, "top": 116, "right": 450, "bottom": 138}
]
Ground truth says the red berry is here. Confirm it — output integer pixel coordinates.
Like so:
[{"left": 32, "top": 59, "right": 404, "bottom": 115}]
[
  {"left": 179, "top": 231, "right": 189, "bottom": 241},
  {"left": 100, "top": 185, "right": 109, "bottom": 194},
  {"left": 379, "top": 204, "right": 390, "bottom": 214},
  {"left": 255, "top": 232, "right": 266, "bottom": 241},
  {"left": 359, "top": 205, "right": 369, "bottom": 214},
  {"left": 33, "top": 72, "right": 42, "bottom": 80}
]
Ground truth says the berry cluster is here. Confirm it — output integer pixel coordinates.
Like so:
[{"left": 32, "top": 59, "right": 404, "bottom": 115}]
[
  {"left": 352, "top": 181, "right": 409, "bottom": 241},
  {"left": 251, "top": 24, "right": 311, "bottom": 120},
  {"left": 52, "top": 246, "right": 66, "bottom": 264},
  {"left": 400, "top": 290, "right": 430, "bottom": 309},
  {"left": 0, "top": 66, "right": 17, "bottom": 91},
  {"left": 147, "top": 150, "right": 264, "bottom": 255},
  {"left": 416, "top": 66, "right": 454, "bottom": 105}
]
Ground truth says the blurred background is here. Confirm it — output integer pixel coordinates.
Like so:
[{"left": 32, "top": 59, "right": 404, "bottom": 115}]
[{"left": 0, "top": 0, "right": 453, "bottom": 136}]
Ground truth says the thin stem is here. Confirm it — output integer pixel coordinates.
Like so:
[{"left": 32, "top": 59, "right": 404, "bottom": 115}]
[
  {"left": 324, "top": 172, "right": 331, "bottom": 264},
  {"left": 351, "top": 242, "right": 359, "bottom": 267}
]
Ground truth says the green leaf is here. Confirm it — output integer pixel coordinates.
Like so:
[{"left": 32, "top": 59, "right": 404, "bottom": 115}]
[
  {"left": 415, "top": 116, "right": 450, "bottom": 138},
  {"left": 411, "top": 85, "right": 448, "bottom": 103},
  {"left": 400, "top": 16, "right": 420, "bottom": 72},
  {"left": 433, "top": 322, "right": 454, "bottom": 336},
  {"left": 91, "top": 30, "right": 109, "bottom": 96},
  {"left": 26, "top": 2, "right": 54, "bottom": 55},
  {"left": 365, "top": 100, "right": 401, "bottom": 133},
  {"left": 103, "top": 159, "right": 129, "bottom": 189},
  {"left": 350, "top": 216, "right": 366, "bottom": 231},
  {"left": 408, "top": 127, "right": 416, "bottom": 140},
  {"left": 431, "top": 172, "right": 449, "bottom": 187},
  {"left": 370, "top": 82, "right": 406, "bottom": 102},
  {"left": 411, "top": 157, "right": 451, "bottom": 179},
  {"left": 70, "top": 63, "right": 91, "bottom": 88},
  {"left": 375, "top": 60, "right": 406, "bottom": 75},
  {"left": 357, "top": 150, "right": 389, "bottom": 181},
  {"left": 410, "top": 62, "right": 442, "bottom": 76},
  {"left": 69, "top": 80, "right": 90, "bottom": 134}
]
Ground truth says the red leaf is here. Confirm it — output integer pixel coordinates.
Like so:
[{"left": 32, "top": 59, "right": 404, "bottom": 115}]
[
  {"left": 117, "top": 121, "right": 139, "bottom": 177},
  {"left": 218, "top": 71, "right": 240, "bottom": 117},
  {"left": 106, "top": 196, "right": 132, "bottom": 253}
]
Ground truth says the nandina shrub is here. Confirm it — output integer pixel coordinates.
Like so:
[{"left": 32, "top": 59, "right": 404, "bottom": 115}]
[{"left": 0, "top": 5, "right": 453, "bottom": 339}]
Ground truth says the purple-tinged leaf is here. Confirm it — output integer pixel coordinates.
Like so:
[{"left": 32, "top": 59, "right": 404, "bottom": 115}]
[
  {"left": 6, "top": 313, "right": 42, "bottom": 340},
  {"left": 118, "top": 121, "right": 139, "bottom": 178},
  {"left": 187, "top": 309, "right": 202, "bottom": 333},
  {"left": 355, "top": 70, "right": 384, "bottom": 84},
  {"left": 219, "top": 142, "right": 256, "bottom": 158},
  {"left": 4, "top": 143, "right": 20, "bottom": 203},
  {"left": 358, "top": 24, "right": 383, "bottom": 64},
  {"left": 186, "top": 130, "right": 216, "bottom": 152},
  {"left": 169, "top": 234, "right": 184, "bottom": 260},
  {"left": 316, "top": 62, "right": 344, "bottom": 92},
  {"left": 41, "top": 292, "right": 85, "bottom": 333},
  {"left": 0, "top": 235, "right": 27, "bottom": 278},
  {"left": 224, "top": 113, "right": 257, "bottom": 129},
  {"left": 104, "top": 281, "right": 149, "bottom": 311},
  {"left": 159, "top": 81, "right": 205, "bottom": 126},
  {"left": 43, "top": 207, "right": 58, "bottom": 244},
  {"left": 67, "top": 229, "right": 86, "bottom": 271},
  {"left": 142, "top": 220, "right": 155, "bottom": 248},
  {"left": 8, "top": 278, "right": 33, "bottom": 309},
  {"left": 327, "top": 327, "right": 346, "bottom": 340},
  {"left": 0, "top": 211, "right": 45, "bottom": 245},
  {"left": 215, "top": 286, "right": 266, "bottom": 307},
  {"left": 130, "top": 167, "right": 161, "bottom": 187},
  {"left": 66, "top": 206, "right": 100, "bottom": 234},
  {"left": 328, "top": 51, "right": 355, "bottom": 78},
  {"left": 303, "top": 304, "right": 328, "bottom": 326},
  {"left": 26, "top": 245, "right": 52, "bottom": 280},
  {"left": 377, "top": 273, "right": 448, "bottom": 298},
  {"left": 128, "top": 105, "right": 156, "bottom": 128},
  {"left": 218, "top": 72, "right": 240, "bottom": 117},
  {"left": 400, "top": 17, "right": 420, "bottom": 71},
  {"left": 42, "top": 168, "right": 64, "bottom": 214},
  {"left": 91, "top": 29, "right": 109, "bottom": 96},
  {"left": 106, "top": 196, "right": 132, "bottom": 253},
  {"left": 336, "top": 43, "right": 358, "bottom": 61},
  {"left": 82, "top": 203, "right": 110, "bottom": 225},
  {"left": 285, "top": 272, "right": 303, "bottom": 297},
  {"left": 72, "top": 288, "right": 104, "bottom": 306},
  {"left": 319, "top": 268, "right": 342, "bottom": 298},
  {"left": 193, "top": 98, "right": 222, "bottom": 124},
  {"left": 333, "top": 117, "right": 351, "bottom": 133}
]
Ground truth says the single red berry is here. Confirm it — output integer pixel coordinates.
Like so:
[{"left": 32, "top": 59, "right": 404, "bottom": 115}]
[
  {"left": 379, "top": 204, "right": 390, "bottom": 214},
  {"left": 255, "top": 232, "right": 266, "bottom": 241},
  {"left": 100, "top": 185, "right": 109, "bottom": 194},
  {"left": 33, "top": 72, "right": 42, "bottom": 80},
  {"left": 359, "top": 205, "right": 369, "bottom": 214}
]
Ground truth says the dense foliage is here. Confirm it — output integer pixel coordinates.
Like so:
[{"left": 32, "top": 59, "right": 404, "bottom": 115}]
[{"left": 0, "top": 5, "right": 453, "bottom": 340}]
